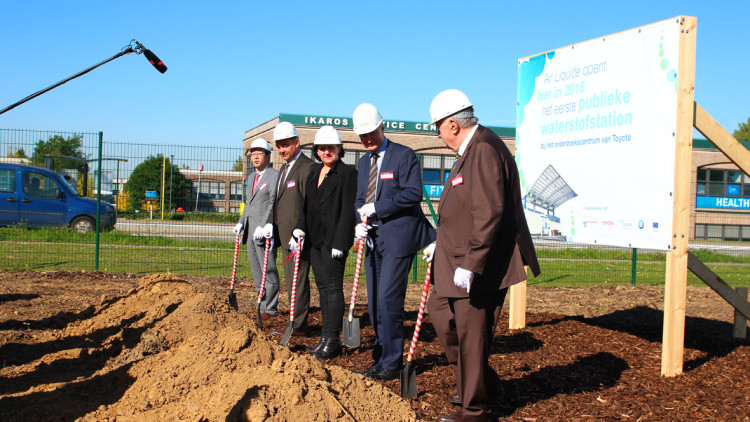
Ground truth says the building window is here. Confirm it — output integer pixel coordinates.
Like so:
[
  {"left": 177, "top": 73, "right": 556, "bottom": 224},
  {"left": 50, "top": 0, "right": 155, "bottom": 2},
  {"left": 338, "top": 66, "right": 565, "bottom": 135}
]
[
  {"left": 696, "top": 168, "right": 750, "bottom": 203},
  {"left": 696, "top": 182, "right": 705, "bottom": 195},
  {"left": 230, "top": 207, "right": 240, "bottom": 213},
  {"left": 423, "top": 169, "right": 441, "bottom": 183},
  {"left": 695, "top": 223, "right": 750, "bottom": 241},
  {"left": 420, "top": 154, "right": 454, "bottom": 188},
  {"left": 230, "top": 182, "right": 244, "bottom": 201},
  {"left": 192, "top": 181, "right": 225, "bottom": 200}
]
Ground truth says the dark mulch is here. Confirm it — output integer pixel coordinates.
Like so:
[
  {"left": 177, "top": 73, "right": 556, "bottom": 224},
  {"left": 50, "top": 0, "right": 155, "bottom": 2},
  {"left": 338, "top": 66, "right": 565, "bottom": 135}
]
[{"left": 274, "top": 304, "right": 750, "bottom": 421}]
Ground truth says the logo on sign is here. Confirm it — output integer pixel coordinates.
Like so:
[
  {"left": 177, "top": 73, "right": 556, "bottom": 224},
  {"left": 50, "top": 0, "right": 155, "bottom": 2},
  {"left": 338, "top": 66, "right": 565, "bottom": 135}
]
[{"left": 638, "top": 220, "right": 645, "bottom": 229}]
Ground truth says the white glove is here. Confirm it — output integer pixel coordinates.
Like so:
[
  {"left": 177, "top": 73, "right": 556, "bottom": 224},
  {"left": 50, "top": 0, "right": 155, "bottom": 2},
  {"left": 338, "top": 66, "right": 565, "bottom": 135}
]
[
  {"left": 233, "top": 223, "right": 243, "bottom": 236},
  {"left": 252, "top": 226, "right": 264, "bottom": 241},
  {"left": 288, "top": 237, "right": 299, "bottom": 253},
  {"left": 292, "top": 228, "right": 305, "bottom": 240},
  {"left": 355, "top": 223, "right": 371, "bottom": 239},
  {"left": 262, "top": 223, "right": 274, "bottom": 239},
  {"left": 331, "top": 248, "right": 344, "bottom": 259},
  {"left": 422, "top": 242, "right": 436, "bottom": 262},
  {"left": 358, "top": 203, "right": 376, "bottom": 220},
  {"left": 453, "top": 267, "right": 473, "bottom": 293}
]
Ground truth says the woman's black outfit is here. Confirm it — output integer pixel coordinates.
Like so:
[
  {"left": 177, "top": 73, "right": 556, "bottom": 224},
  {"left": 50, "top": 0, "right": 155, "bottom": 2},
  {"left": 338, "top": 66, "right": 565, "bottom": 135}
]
[{"left": 295, "top": 159, "right": 357, "bottom": 359}]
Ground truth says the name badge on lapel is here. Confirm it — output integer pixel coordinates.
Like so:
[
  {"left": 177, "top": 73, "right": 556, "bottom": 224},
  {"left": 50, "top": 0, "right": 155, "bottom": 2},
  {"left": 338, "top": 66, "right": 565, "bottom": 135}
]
[
  {"left": 259, "top": 182, "right": 267, "bottom": 191},
  {"left": 451, "top": 174, "right": 464, "bottom": 187},
  {"left": 286, "top": 180, "right": 296, "bottom": 188},
  {"left": 380, "top": 172, "right": 394, "bottom": 180}
]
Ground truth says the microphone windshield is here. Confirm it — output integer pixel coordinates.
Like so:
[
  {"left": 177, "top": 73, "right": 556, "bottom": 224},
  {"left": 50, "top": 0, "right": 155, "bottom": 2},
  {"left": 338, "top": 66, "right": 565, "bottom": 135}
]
[{"left": 143, "top": 48, "right": 167, "bottom": 74}]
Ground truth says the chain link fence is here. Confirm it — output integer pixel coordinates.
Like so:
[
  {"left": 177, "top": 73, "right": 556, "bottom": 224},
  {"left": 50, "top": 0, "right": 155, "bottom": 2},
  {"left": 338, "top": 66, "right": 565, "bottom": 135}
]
[{"left": 1, "top": 128, "right": 748, "bottom": 288}]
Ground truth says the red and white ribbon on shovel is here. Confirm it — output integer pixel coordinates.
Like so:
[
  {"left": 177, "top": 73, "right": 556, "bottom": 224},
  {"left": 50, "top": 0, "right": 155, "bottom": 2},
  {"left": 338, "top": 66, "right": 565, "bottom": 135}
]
[
  {"left": 347, "top": 219, "right": 368, "bottom": 317},
  {"left": 280, "top": 235, "right": 303, "bottom": 347}
]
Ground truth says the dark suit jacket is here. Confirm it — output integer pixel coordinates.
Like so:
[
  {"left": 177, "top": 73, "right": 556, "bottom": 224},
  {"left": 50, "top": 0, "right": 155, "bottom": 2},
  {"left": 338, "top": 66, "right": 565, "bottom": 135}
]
[
  {"left": 295, "top": 159, "right": 357, "bottom": 253},
  {"left": 355, "top": 139, "right": 435, "bottom": 258},
  {"left": 270, "top": 152, "right": 316, "bottom": 248},
  {"left": 434, "top": 125, "right": 540, "bottom": 298}
]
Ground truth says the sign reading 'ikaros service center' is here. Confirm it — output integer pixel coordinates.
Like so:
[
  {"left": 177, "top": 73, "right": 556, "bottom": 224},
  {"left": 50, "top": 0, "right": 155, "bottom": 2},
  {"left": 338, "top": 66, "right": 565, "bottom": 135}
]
[{"left": 516, "top": 18, "right": 682, "bottom": 250}]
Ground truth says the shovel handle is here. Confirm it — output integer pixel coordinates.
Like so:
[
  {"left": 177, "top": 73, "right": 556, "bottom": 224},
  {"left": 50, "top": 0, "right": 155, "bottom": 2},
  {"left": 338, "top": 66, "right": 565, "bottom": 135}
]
[
  {"left": 230, "top": 235, "right": 241, "bottom": 289},
  {"left": 289, "top": 236, "right": 303, "bottom": 323},
  {"left": 407, "top": 265, "right": 431, "bottom": 361},
  {"left": 257, "top": 237, "right": 271, "bottom": 304},
  {"left": 348, "top": 218, "right": 368, "bottom": 310}
]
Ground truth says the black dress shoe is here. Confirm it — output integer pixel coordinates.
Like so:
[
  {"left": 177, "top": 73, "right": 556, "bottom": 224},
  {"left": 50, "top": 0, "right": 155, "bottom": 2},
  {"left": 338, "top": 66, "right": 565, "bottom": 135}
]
[
  {"left": 305, "top": 338, "right": 327, "bottom": 353},
  {"left": 269, "top": 327, "right": 285, "bottom": 336},
  {"left": 312, "top": 339, "right": 341, "bottom": 360},
  {"left": 353, "top": 365, "right": 379, "bottom": 376},
  {"left": 368, "top": 368, "right": 400, "bottom": 381},
  {"left": 448, "top": 391, "right": 461, "bottom": 405}
]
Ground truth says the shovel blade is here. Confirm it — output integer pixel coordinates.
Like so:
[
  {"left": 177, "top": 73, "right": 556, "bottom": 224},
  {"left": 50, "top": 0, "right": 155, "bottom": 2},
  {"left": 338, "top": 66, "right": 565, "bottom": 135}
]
[
  {"left": 228, "top": 291, "right": 239, "bottom": 311},
  {"left": 400, "top": 361, "right": 417, "bottom": 398},
  {"left": 279, "top": 322, "right": 294, "bottom": 347},
  {"left": 342, "top": 316, "right": 360, "bottom": 348},
  {"left": 256, "top": 302, "right": 264, "bottom": 330}
]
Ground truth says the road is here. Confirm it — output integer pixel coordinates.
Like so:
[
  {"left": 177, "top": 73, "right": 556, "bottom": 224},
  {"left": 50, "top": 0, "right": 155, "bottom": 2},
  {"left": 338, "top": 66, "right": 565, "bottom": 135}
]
[{"left": 115, "top": 219, "right": 235, "bottom": 242}]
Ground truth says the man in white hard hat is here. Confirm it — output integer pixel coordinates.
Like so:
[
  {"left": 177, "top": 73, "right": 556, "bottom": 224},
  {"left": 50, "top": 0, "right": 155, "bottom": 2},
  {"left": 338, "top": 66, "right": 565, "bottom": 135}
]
[
  {"left": 352, "top": 103, "right": 436, "bottom": 380},
  {"left": 423, "top": 89, "right": 540, "bottom": 422},
  {"left": 267, "top": 121, "right": 316, "bottom": 336},
  {"left": 234, "top": 138, "right": 280, "bottom": 319}
]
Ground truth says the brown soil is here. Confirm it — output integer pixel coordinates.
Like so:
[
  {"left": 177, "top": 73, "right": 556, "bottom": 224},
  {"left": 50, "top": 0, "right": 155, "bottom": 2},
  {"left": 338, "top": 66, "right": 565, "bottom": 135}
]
[{"left": 1, "top": 270, "right": 749, "bottom": 421}]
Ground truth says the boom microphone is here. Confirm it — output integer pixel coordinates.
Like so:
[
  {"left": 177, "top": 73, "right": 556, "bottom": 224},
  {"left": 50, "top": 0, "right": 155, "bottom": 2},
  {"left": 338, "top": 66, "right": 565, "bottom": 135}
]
[{"left": 142, "top": 47, "right": 168, "bottom": 74}]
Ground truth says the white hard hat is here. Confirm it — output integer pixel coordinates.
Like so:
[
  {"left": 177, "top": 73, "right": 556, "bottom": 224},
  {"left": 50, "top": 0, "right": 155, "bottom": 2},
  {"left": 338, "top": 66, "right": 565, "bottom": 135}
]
[
  {"left": 314, "top": 125, "right": 342, "bottom": 145},
  {"left": 250, "top": 138, "right": 271, "bottom": 152},
  {"left": 429, "top": 89, "right": 473, "bottom": 124},
  {"left": 352, "top": 103, "right": 384, "bottom": 135},
  {"left": 273, "top": 121, "right": 298, "bottom": 141}
]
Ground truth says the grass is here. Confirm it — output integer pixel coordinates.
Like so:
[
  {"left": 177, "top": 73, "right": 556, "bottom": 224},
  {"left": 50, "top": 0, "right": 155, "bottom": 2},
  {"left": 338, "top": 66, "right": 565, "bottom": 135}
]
[{"left": 1, "top": 227, "right": 749, "bottom": 287}]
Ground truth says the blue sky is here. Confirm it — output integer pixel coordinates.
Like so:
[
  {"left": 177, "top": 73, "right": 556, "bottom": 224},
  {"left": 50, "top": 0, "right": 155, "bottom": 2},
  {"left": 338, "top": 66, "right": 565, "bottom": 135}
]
[{"left": 1, "top": 1, "right": 747, "bottom": 147}]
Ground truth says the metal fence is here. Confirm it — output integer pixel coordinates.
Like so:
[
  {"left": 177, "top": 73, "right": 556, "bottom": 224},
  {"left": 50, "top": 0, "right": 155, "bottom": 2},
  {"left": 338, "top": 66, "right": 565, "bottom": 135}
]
[{"left": 1, "top": 128, "right": 749, "bottom": 288}]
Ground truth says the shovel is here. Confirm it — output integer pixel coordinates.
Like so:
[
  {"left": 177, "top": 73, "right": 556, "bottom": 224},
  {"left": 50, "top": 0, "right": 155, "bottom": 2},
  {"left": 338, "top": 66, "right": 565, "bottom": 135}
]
[
  {"left": 280, "top": 234, "right": 303, "bottom": 347},
  {"left": 343, "top": 218, "right": 368, "bottom": 348},
  {"left": 256, "top": 237, "right": 272, "bottom": 330},
  {"left": 400, "top": 265, "right": 432, "bottom": 398},
  {"left": 228, "top": 234, "right": 241, "bottom": 311}
]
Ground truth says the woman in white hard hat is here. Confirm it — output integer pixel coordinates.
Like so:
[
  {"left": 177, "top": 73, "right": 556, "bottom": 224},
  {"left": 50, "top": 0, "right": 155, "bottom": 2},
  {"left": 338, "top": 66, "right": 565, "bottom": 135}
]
[{"left": 293, "top": 125, "right": 358, "bottom": 359}]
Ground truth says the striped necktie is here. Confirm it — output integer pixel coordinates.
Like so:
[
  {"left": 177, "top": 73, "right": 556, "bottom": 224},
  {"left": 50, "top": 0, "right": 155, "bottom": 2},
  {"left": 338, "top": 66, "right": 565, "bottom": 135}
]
[{"left": 366, "top": 153, "right": 378, "bottom": 203}]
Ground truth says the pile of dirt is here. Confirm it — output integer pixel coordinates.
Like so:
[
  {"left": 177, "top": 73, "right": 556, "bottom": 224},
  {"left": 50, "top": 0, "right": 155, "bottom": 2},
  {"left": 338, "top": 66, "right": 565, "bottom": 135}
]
[{"left": 0, "top": 273, "right": 415, "bottom": 422}]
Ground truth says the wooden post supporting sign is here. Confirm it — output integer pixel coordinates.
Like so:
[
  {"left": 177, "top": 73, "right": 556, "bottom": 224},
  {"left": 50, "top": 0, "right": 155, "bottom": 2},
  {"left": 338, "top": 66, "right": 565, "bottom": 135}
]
[{"left": 661, "top": 16, "right": 697, "bottom": 377}]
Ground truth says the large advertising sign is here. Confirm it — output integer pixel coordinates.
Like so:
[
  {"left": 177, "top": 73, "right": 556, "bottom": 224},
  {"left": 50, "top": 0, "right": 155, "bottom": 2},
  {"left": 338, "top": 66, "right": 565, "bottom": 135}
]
[{"left": 516, "top": 18, "right": 682, "bottom": 250}]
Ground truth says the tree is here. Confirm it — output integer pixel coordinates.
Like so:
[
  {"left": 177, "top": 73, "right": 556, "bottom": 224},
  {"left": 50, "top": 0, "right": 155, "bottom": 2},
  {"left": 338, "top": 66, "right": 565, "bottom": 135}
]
[
  {"left": 7, "top": 147, "right": 27, "bottom": 158},
  {"left": 124, "top": 154, "right": 191, "bottom": 211},
  {"left": 734, "top": 118, "right": 750, "bottom": 143},
  {"left": 31, "top": 134, "right": 88, "bottom": 171},
  {"left": 232, "top": 155, "right": 244, "bottom": 172}
]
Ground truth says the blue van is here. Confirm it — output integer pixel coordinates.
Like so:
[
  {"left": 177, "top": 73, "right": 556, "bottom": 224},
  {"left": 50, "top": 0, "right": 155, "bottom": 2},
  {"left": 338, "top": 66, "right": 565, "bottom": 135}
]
[{"left": 0, "top": 163, "right": 116, "bottom": 232}]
